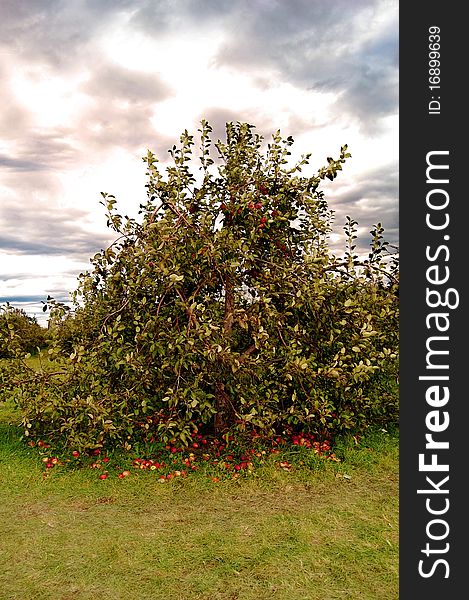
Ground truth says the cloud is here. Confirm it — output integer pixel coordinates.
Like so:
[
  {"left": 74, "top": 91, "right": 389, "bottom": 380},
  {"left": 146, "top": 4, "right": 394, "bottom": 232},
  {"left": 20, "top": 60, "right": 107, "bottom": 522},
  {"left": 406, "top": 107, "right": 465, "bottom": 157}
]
[
  {"left": 0, "top": 234, "right": 107, "bottom": 258},
  {"left": 0, "top": 196, "right": 113, "bottom": 259},
  {"left": 76, "top": 63, "right": 173, "bottom": 152},
  {"left": 2, "top": 0, "right": 398, "bottom": 138},
  {"left": 0, "top": 0, "right": 398, "bottom": 321},
  {"left": 0, "top": 0, "right": 130, "bottom": 70},
  {"left": 212, "top": 0, "right": 398, "bottom": 134},
  {"left": 197, "top": 107, "right": 276, "bottom": 147},
  {"left": 325, "top": 160, "right": 398, "bottom": 252},
  {"left": 0, "top": 294, "right": 50, "bottom": 303},
  {"left": 0, "top": 155, "right": 46, "bottom": 172},
  {"left": 78, "top": 101, "right": 160, "bottom": 153},
  {"left": 82, "top": 62, "right": 171, "bottom": 103},
  {"left": 0, "top": 130, "right": 79, "bottom": 174},
  {"left": 127, "top": 0, "right": 237, "bottom": 34},
  {"left": 127, "top": 0, "right": 398, "bottom": 136}
]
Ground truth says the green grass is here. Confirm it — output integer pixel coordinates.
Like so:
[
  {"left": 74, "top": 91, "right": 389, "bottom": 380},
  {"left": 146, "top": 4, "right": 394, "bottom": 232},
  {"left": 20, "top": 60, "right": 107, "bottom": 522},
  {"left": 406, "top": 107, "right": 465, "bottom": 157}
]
[{"left": 0, "top": 395, "right": 398, "bottom": 600}]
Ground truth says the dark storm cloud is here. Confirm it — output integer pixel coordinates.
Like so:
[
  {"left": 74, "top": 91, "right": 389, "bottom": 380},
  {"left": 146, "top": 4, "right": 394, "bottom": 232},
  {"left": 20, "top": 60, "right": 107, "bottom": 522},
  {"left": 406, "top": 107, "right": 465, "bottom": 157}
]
[
  {"left": 211, "top": 0, "right": 398, "bottom": 134},
  {"left": 329, "top": 32, "right": 398, "bottom": 134}
]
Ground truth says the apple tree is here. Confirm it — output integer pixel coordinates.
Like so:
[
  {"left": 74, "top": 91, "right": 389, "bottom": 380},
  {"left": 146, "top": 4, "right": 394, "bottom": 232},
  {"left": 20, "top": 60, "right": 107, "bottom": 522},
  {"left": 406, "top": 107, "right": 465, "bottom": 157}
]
[
  {"left": 0, "top": 304, "right": 48, "bottom": 359},
  {"left": 1, "top": 121, "right": 398, "bottom": 451}
]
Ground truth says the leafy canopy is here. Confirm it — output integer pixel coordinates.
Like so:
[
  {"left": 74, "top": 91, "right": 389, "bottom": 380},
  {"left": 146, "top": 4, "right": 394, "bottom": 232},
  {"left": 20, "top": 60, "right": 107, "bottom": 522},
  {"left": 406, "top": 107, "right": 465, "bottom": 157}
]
[{"left": 1, "top": 121, "right": 398, "bottom": 451}]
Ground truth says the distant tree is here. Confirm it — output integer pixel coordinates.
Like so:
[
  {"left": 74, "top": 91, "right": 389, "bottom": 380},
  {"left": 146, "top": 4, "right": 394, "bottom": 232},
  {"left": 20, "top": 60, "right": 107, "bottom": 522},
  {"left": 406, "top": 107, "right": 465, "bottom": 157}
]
[
  {"left": 0, "top": 304, "right": 48, "bottom": 358},
  {"left": 1, "top": 121, "right": 398, "bottom": 451}
]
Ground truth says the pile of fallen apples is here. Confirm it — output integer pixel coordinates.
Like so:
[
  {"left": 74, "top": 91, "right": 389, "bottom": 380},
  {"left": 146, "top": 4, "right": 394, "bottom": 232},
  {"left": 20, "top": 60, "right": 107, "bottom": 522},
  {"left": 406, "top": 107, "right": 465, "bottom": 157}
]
[{"left": 30, "top": 428, "right": 339, "bottom": 482}]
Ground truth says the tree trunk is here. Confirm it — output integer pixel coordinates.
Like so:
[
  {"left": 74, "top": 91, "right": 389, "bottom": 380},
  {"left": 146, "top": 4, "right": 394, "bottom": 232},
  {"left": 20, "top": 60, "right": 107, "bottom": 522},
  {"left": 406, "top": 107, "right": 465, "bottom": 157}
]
[
  {"left": 214, "top": 274, "right": 235, "bottom": 433},
  {"left": 214, "top": 382, "right": 232, "bottom": 434},
  {"left": 223, "top": 275, "right": 234, "bottom": 334}
]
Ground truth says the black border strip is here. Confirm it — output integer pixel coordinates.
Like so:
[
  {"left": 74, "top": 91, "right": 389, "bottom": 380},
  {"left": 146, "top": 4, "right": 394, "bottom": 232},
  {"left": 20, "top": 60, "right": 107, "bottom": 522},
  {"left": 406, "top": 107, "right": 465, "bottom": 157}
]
[{"left": 400, "top": 4, "right": 466, "bottom": 597}]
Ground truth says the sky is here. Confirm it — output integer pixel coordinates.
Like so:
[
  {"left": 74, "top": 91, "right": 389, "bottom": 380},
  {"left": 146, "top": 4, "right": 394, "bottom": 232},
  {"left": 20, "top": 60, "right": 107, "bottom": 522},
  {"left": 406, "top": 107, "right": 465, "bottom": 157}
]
[{"left": 0, "top": 0, "right": 398, "bottom": 325}]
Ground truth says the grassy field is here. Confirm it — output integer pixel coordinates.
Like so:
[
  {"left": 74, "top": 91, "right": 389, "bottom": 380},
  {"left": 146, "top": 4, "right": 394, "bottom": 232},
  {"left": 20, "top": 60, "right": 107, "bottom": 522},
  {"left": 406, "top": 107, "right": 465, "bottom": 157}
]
[{"left": 0, "top": 394, "right": 398, "bottom": 600}]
